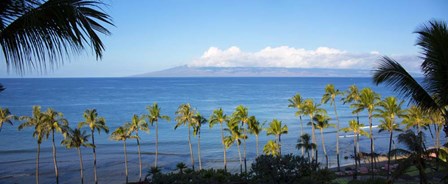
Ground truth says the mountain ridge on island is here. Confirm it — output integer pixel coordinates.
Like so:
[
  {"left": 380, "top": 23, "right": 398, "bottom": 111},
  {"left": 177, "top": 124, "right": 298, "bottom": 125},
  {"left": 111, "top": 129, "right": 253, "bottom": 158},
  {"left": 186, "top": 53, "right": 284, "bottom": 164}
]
[{"left": 131, "top": 65, "right": 406, "bottom": 77}]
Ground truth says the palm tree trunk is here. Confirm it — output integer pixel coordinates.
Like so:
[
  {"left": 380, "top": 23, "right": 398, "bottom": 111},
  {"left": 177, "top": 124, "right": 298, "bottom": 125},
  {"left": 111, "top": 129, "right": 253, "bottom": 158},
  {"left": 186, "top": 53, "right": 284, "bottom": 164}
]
[
  {"left": 197, "top": 131, "right": 202, "bottom": 170},
  {"left": 310, "top": 115, "right": 316, "bottom": 161},
  {"left": 36, "top": 143, "right": 40, "bottom": 184},
  {"left": 243, "top": 127, "right": 247, "bottom": 173},
  {"left": 334, "top": 103, "right": 341, "bottom": 171},
  {"left": 435, "top": 124, "right": 440, "bottom": 170},
  {"left": 78, "top": 148, "right": 84, "bottom": 184},
  {"left": 278, "top": 135, "right": 281, "bottom": 155},
  {"left": 300, "top": 116, "right": 304, "bottom": 157},
  {"left": 155, "top": 121, "right": 159, "bottom": 168},
  {"left": 124, "top": 140, "right": 128, "bottom": 184},
  {"left": 136, "top": 132, "right": 142, "bottom": 182},
  {"left": 92, "top": 130, "right": 98, "bottom": 184},
  {"left": 237, "top": 142, "right": 242, "bottom": 174},
  {"left": 220, "top": 123, "right": 227, "bottom": 171},
  {"left": 368, "top": 113, "right": 376, "bottom": 179},
  {"left": 256, "top": 135, "right": 259, "bottom": 157},
  {"left": 188, "top": 125, "right": 195, "bottom": 170},
  {"left": 52, "top": 130, "right": 59, "bottom": 184},
  {"left": 320, "top": 129, "right": 328, "bottom": 168},
  {"left": 353, "top": 133, "right": 358, "bottom": 180},
  {"left": 387, "top": 130, "right": 393, "bottom": 179},
  {"left": 356, "top": 113, "right": 361, "bottom": 167}
]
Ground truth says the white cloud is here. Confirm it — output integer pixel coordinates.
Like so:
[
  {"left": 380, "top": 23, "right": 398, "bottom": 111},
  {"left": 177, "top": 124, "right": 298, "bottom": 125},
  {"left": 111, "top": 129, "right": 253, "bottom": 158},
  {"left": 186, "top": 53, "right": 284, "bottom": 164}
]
[{"left": 189, "top": 46, "right": 421, "bottom": 72}]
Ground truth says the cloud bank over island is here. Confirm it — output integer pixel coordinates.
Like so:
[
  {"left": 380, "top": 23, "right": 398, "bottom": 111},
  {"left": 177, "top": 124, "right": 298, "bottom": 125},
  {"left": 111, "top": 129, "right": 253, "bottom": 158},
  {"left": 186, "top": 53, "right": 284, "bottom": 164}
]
[{"left": 188, "top": 46, "right": 421, "bottom": 72}]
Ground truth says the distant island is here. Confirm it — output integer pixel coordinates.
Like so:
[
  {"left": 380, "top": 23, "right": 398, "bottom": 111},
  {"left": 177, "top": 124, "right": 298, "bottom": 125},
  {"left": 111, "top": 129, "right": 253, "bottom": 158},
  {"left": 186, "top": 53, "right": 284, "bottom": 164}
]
[{"left": 133, "top": 65, "right": 376, "bottom": 77}]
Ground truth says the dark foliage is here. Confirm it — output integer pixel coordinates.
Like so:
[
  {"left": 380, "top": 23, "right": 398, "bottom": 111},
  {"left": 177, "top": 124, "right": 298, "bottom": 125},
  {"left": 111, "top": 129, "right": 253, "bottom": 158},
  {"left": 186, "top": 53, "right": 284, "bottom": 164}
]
[{"left": 151, "top": 168, "right": 246, "bottom": 184}]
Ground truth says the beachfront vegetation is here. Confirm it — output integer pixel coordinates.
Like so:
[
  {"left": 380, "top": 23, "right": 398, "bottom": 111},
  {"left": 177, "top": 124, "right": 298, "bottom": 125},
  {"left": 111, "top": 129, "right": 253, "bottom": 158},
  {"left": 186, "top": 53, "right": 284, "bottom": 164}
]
[
  {"left": 61, "top": 128, "right": 93, "bottom": 184},
  {"left": 126, "top": 114, "right": 148, "bottom": 182},
  {"left": 0, "top": 107, "right": 16, "bottom": 132},
  {"left": 78, "top": 109, "right": 109, "bottom": 184},
  {"left": 110, "top": 125, "right": 134, "bottom": 184},
  {"left": 147, "top": 103, "right": 171, "bottom": 169},
  {"left": 322, "top": 84, "right": 343, "bottom": 171}
]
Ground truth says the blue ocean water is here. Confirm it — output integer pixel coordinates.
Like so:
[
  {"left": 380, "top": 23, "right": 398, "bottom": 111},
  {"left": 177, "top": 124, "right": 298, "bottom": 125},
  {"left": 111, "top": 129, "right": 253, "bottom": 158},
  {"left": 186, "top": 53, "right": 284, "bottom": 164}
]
[{"left": 0, "top": 77, "right": 432, "bottom": 183}]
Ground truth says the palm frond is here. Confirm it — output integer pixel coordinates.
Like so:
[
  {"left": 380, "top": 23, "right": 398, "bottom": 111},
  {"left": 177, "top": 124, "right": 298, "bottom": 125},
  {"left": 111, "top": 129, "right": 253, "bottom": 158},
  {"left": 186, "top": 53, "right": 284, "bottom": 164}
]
[{"left": 373, "top": 56, "right": 439, "bottom": 111}]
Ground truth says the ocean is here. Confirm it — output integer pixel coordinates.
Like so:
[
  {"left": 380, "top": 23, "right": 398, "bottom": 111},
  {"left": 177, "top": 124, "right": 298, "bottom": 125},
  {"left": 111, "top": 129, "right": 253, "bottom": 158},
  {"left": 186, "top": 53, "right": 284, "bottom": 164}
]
[{"left": 0, "top": 77, "right": 438, "bottom": 183}]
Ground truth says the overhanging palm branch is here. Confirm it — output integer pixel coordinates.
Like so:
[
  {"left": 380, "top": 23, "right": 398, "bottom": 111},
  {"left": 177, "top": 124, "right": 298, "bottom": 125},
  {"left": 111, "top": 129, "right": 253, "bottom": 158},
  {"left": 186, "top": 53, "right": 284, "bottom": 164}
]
[{"left": 0, "top": 0, "right": 113, "bottom": 73}]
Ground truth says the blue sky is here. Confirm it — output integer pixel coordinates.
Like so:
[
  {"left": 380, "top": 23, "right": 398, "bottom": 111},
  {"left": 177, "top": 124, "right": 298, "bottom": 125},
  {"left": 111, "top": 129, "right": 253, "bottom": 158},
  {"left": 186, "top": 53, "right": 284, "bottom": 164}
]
[{"left": 1, "top": 0, "right": 447, "bottom": 77}]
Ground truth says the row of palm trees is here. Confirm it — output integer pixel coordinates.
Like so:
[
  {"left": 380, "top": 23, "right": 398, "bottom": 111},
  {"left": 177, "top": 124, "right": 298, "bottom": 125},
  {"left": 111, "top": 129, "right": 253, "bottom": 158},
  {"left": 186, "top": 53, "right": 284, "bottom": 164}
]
[
  {"left": 288, "top": 84, "right": 446, "bottom": 180},
  {"left": 0, "top": 85, "right": 446, "bottom": 183}
]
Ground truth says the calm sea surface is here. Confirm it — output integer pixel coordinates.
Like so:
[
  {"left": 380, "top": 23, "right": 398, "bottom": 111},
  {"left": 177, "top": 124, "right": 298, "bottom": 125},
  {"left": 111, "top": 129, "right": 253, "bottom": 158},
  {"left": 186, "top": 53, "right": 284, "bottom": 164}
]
[{"left": 0, "top": 77, "right": 437, "bottom": 183}]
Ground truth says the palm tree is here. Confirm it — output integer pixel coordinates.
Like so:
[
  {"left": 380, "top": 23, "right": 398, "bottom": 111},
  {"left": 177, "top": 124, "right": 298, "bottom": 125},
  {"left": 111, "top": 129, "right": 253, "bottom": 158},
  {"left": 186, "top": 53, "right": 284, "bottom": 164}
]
[
  {"left": 247, "top": 116, "right": 263, "bottom": 157},
  {"left": 78, "top": 109, "right": 109, "bottom": 184},
  {"left": 224, "top": 119, "right": 246, "bottom": 174},
  {"left": 342, "top": 84, "right": 362, "bottom": 165},
  {"left": 174, "top": 103, "right": 195, "bottom": 170},
  {"left": 301, "top": 99, "right": 326, "bottom": 161},
  {"left": 209, "top": 108, "right": 229, "bottom": 171},
  {"left": 147, "top": 103, "right": 170, "bottom": 168},
  {"left": 0, "top": 107, "right": 16, "bottom": 132},
  {"left": 390, "top": 130, "right": 428, "bottom": 184},
  {"left": 0, "top": 0, "right": 113, "bottom": 73},
  {"left": 263, "top": 140, "right": 280, "bottom": 157},
  {"left": 341, "top": 120, "right": 369, "bottom": 179},
  {"left": 192, "top": 112, "right": 207, "bottom": 170},
  {"left": 375, "top": 96, "right": 405, "bottom": 179},
  {"left": 61, "top": 128, "right": 94, "bottom": 184},
  {"left": 176, "top": 162, "right": 187, "bottom": 174},
  {"left": 351, "top": 87, "right": 380, "bottom": 177},
  {"left": 322, "top": 84, "right": 343, "bottom": 170},
  {"left": 43, "top": 108, "right": 68, "bottom": 184},
  {"left": 288, "top": 93, "right": 305, "bottom": 156},
  {"left": 266, "top": 119, "right": 288, "bottom": 155},
  {"left": 373, "top": 20, "right": 448, "bottom": 138},
  {"left": 402, "top": 106, "right": 430, "bottom": 133},
  {"left": 296, "top": 133, "right": 316, "bottom": 162},
  {"left": 231, "top": 105, "right": 250, "bottom": 172},
  {"left": 311, "top": 113, "right": 334, "bottom": 168},
  {"left": 111, "top": 126, "right": 135, "bottom": 184},
  {"left": 18, "top": 106, "right": 49, "bottom": 184},
  {"left": 126, "top": 114, "right": 148, "bottom": 182}
]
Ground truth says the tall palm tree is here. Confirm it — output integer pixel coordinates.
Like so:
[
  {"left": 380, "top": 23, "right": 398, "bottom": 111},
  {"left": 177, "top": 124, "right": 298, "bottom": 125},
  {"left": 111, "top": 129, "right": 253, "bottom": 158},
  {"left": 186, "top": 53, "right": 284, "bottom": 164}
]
[
  {"left": 296, "top": 133, "right": 316, "bottom": 162},
  {"left": 224, "top": 119, "right": 246, "bottom": 174},
  {"left": 263, "top": 140, "right": 280, "bottom": 157},
  {"left": 126, "top": 114, "right": 148, "bottom": 182},
  {"left": 352, "top": 87, "right": 380, "bottom": 177},
  {"left": 288, "top": 93, "right": 305, "bottom": 156},
  {"left": 342, "top": 84, "right": 362, "bottom": 165},
  {"left": 322, "top": 84, "right": 343, "bottom": 170},
  {"left": 378, "top": 118, "right": 402, "bottom": 179},
  {"left": 266, "top": 119, "right": 288, "bottom": 155},
  {"left": 209, "top": 108, "right": 229, "bottom": 171},
  {"left": 231, "top": 105, "right": 250, "bottom": 172},
  {"left": 341, "top": 120, "right": 369, "bottom": 179},
  {"left": 78, "top": 109, "right": 109, "bottom": 184},
  {"left": 174, "top": 103, "right": 195, "bottom": 170},
  {"left": 43, "top": 108, "right": 68, "bottom": 184},
  {"left": 147, "top": 103, "right": 170, "bottom": 168},
  {"left": 247, "top": 116, "right": 263, "bottom": 157},
  {"left": 301, "top": 99, "right": 326, "bottom": 161},
  {"left": 311, "top": 113, "right": 334, "bottom": 168},
  {"left": 61, "top": 128, "right": 93, "bottom": 184},
  {"left": 0, "top": 0, "right": 113, "bottom": 73},
  {"left": 390, "top": 130, "right": 428, "bottom": 184},
  {"left": 18, "top": 106, "right": 49, "bottom": 184},
  {"left": 111, "top": 126, "right": 135, "bottom": 184},
  {"left": 192, "top": 112, "right": 207, "bottom": 170},
  {"left": 375, "top": 96, "right": 406, "bottom": 179},
  {"left": 373, "top": 20, "right": 448, "bottom": 138},
  {"left": 402, "top": 106, "right": 430, "bottom": 133},
  {"left": 0, "top": 107, "right": 16, "bottom": 132}
]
